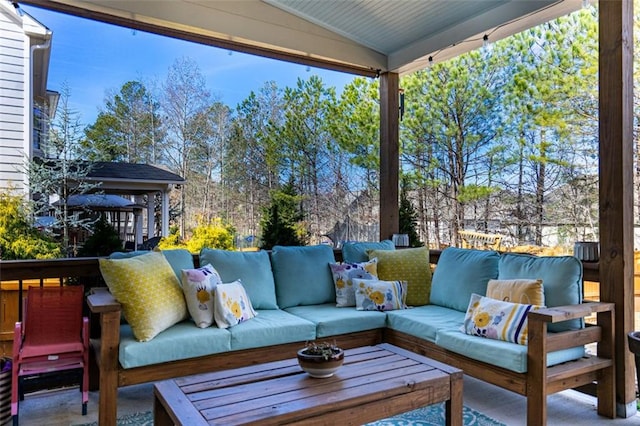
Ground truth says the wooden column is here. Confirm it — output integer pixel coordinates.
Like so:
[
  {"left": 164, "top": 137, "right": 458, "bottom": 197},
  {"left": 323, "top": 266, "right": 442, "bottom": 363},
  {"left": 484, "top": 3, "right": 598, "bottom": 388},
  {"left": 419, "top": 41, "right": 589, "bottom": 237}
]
[
  {"left": 598, "top": 0, "right": 636, "bottom": 417},
  {"left": 379, "top": 72, "right": 400, "bottom": 241}
]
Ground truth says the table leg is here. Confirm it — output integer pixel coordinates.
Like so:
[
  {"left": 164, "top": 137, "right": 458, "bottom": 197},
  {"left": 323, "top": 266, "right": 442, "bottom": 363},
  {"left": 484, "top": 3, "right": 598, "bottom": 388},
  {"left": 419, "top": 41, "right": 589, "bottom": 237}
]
[
  {"left": 445, "top": 371, "right": 464, "bottom": 426},
  {"left": 153, "top": 393, "right": 173, "bottom": 426}
]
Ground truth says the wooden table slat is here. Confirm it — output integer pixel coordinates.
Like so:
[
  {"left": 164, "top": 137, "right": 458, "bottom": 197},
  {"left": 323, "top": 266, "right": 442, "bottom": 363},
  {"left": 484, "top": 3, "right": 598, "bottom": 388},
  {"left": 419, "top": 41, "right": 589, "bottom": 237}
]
[
  {"left": 206, "top": 371, "right": 451, "bottom": 425},
  {"left": 195, "top": 362, "right": 439, "bottom": 412},
  {"left": 187, "top": 353, "right": 420, "bottom": 402}
]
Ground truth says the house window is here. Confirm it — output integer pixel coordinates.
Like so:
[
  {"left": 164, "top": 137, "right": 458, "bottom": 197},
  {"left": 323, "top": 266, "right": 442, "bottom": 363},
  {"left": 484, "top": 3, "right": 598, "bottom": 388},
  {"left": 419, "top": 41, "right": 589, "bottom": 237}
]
[{"left": 33, "top": 106, "right": 47, "bottom": 151}]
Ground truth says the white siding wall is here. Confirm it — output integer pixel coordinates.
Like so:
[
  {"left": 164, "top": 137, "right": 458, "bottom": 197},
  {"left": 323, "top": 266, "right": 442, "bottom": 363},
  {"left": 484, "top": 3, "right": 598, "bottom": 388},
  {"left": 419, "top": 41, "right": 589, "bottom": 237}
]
[{"left": 0, "top": 11, "right": 26, "bottom": 194}]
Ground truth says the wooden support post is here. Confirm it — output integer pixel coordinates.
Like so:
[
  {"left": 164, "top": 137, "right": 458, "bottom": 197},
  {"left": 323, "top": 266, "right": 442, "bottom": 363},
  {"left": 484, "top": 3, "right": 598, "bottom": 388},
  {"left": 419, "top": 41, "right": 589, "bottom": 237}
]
[
  {"left": 598, "top": 0, "right": 636, "bottom": 417},
  {"left": 379, "top": 72, "right": 400, "bottom": 241}
]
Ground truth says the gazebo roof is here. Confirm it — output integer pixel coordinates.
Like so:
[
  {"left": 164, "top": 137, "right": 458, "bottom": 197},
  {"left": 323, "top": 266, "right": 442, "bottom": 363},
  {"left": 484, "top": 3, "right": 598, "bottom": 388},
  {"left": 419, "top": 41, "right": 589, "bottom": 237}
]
[
  {"left": 54, "top": 194, "right": 143, "bottom": 211},
  {"left": 85, "top": 162, "right": 185, "bottom": 196}
]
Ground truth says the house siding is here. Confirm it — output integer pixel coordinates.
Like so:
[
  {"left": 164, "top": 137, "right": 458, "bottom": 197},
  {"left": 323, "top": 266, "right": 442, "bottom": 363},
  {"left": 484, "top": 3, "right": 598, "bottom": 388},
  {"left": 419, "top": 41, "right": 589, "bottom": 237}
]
[{"left": 0, "top": 10, "right": 26, "bottom": 194}]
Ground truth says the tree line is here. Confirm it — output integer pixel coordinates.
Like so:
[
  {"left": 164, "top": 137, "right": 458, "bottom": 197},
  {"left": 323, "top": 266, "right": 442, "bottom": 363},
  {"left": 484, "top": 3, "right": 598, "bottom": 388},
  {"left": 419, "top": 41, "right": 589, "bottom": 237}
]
[{"left": 47, "top": 7, "right": 634, "bottom": 250}]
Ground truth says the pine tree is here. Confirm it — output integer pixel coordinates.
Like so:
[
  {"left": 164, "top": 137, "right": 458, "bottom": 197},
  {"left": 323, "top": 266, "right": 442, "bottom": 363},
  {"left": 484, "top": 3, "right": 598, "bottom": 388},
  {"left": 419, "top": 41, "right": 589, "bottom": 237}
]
[
  {"left": 399, "top": 179, "right": 423, "bottom": 248},
  {"left": 77, "top": 215, "right": 122, "bottom": 257},
  {"left": 259, "top": 181, "right": 307, "bottom": 249}
]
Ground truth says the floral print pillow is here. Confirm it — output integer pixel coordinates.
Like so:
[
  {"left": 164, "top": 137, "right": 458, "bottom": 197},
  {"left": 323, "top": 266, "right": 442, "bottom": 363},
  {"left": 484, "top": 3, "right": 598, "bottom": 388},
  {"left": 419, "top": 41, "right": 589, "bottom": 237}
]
[
  {"left": 181, "top": 264, "right": 222, "bottom": 328},
  {"left": 353, "top": 278, "right": 408, "bottom": 311},
  {"left": 461, "top": 293, "right": 543, "bottom": 345},
  {"left": 213, "top": 280, "right": 257, "bottom": 328},
  {"left": 329, "top": 258, "right": 378, "bottom": 307}
]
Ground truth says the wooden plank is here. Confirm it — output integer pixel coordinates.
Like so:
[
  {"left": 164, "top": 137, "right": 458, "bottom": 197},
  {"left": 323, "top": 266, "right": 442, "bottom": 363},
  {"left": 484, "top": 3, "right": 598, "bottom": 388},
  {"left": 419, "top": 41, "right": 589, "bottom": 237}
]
[
  {"left": 98, "top": 309, "right": 121, "bottom": 426},
  {"left": 177, "top": 345, "right": 394, "bottom": 393},
  {"left": 195, "top": 361, "right": 430, "bottom": 411},
  {"left": 284, "top": 390, "right": 446, "bottom": 426},
  {"left": 154, "top": 380, "right": 207, "bottom": 426},
  {"left": 546, "top": 370, "right": 599, "bottom": 395},
  {"left": 528, "top": 302, "right": 614, "bottom": 323},
  {"left": 527, "top": 318, "right": 547, "bottom": 425},
  {"left": 190, "top": 354, "right": 422, "bottom": 404},
  {"left": 598, "top": 0, "right": 636, "bottom": 414},
  {"left": 205, "top": 371, "right": 449, "bottom": 424},
  {"left": 545, "top": 327, "right": 602, "bottom": 352},
  {"left": 596, "top": 308, "right": 616, "bottom": 418},
  {"left": 87, "top": 290, "right": 121, "bottom": 313},
  {"left": 379, "top": 72, "right": 399, "bottom": 240},
  {"left": 546, "top": 356, "right": 613, "bottom": 385},
  {"left": 447, "top": 366, "right": 464, "bottom": 426}
]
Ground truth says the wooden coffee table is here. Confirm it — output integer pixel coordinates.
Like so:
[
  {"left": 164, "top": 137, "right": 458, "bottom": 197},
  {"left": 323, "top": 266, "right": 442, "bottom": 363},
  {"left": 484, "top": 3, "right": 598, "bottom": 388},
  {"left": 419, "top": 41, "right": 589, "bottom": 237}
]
[{"left": 153, "top": 343, "right": 463, "bottom": 425}]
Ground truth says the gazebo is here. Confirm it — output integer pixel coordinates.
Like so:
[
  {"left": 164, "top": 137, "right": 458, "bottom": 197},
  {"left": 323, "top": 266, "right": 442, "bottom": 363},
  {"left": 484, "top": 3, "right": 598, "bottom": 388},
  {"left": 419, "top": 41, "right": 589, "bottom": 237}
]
[
  {"left": 82, "top": 162, "right": 185, "bottom": 248},
  {"left": 18, "top": 0, "right": 636, "bottom": 418}
]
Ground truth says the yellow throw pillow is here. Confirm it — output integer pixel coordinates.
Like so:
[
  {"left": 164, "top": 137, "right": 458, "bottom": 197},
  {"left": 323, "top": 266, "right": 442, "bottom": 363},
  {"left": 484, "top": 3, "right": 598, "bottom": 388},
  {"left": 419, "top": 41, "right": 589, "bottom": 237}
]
[
  {"left": 368, "top": 246, "right": 431, "bottom": 306},
  {"left": 99, "top": 251, "right": 188, "bottom": 342},
  {"left": 486, "top": 279, "right": 544, "bottom": 306}
]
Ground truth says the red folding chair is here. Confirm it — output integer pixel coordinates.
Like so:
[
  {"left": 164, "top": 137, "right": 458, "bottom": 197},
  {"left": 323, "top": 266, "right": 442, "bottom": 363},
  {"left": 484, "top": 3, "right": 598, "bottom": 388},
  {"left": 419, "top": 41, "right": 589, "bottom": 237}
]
[{"left": 11, "top": 286, "right": 89, "bottom": 425}]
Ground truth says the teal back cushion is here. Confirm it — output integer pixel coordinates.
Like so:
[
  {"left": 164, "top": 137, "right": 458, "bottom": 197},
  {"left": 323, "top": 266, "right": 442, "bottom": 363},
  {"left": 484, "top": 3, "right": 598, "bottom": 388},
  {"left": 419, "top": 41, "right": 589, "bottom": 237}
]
[
  {"left": 430, "top": 247, "right": 500, "bottom": 312},
  {"left": 498, "top": 253, "right": 583, "bottom": 332},
  {"left": 109, "top": 249, "right": 193, "bottom": 280},
  {"left": 199, "top": 248, "right": 278, "bottom": 309},
  {"left": 271, "top": 245, "right": 336, "bottom": 309},
  {"left": 342, "top": 240, "right": 395, "bottom": 263}
]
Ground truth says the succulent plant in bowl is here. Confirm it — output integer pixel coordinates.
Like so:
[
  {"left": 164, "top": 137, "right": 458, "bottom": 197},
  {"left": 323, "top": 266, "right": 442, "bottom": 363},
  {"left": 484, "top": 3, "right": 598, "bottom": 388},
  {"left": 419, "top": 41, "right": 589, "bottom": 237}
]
[{"left": 297, "top": 341, "right": 344, "bottom": 378}]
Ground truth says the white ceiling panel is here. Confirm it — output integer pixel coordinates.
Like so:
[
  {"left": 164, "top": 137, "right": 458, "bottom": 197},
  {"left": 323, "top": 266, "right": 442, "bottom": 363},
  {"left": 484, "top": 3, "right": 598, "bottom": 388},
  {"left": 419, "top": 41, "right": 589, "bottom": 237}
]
[{"left": 18, "top": 0, "right": 582, "bottom": 76}]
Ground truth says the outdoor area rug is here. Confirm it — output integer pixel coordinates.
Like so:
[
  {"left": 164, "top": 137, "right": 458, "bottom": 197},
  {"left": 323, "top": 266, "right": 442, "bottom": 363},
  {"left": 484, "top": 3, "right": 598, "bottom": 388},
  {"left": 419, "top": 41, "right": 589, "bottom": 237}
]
[{"left": 74, "top": 403, "right": 505, "bottom": 426}]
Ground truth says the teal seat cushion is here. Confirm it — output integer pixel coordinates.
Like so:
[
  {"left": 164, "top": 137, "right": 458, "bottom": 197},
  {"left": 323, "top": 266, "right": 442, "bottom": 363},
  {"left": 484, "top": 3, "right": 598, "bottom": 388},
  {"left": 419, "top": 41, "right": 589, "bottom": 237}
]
[
  {"left": 271, "top": 245, "right": 336, "bottom": 308},
  {"left": 386, "top": 305, "right": 466, "bottom": 342},
  {"left": 342, "top": 240, "right": 395, "bottom": 263},
  {"left": 119, "top": 321, "right": 231, "bottom": 368},
  {"left": 109, "top": 249, "right": 194, "bottom": 280},
  {"left": 228, "top": 309, "right": 316, "bottom": 350},
  {"left": 436, "top": 329, "right": 585, "bottom": 373},
  {"left": 498, "top": 253, "right": 583, "bottom": 332},
  {"left": 430, "top": 247, "right": 500, "bottom": 312},
  {"left": 200, "top": 248, "right": 278, "bottom": 309},
  {"left": 285, "top": 303, "right": 387, "bottom": 338}
]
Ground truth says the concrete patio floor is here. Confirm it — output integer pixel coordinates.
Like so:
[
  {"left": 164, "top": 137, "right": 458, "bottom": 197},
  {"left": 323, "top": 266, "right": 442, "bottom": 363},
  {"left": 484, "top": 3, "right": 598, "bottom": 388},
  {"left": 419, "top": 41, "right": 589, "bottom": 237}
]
[{"left": 10, "top": 374, "right": 640, "bottom": 425}]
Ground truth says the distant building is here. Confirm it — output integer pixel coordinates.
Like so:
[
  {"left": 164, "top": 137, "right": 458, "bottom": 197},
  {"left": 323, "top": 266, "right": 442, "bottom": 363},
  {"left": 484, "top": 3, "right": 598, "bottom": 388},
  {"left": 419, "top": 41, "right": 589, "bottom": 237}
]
[
  {"left": 0, "top": 4, "right": 184, "bottom": 250},
  {"left": 0, "top": 1, "right": 57, "bottom": 194}
]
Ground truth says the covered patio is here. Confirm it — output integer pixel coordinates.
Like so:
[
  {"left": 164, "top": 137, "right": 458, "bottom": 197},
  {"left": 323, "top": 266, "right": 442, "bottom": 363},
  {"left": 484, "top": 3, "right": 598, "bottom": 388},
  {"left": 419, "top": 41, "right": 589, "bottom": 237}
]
[{"left": 10, "top": 0, "right": 638, "bottom": 422}]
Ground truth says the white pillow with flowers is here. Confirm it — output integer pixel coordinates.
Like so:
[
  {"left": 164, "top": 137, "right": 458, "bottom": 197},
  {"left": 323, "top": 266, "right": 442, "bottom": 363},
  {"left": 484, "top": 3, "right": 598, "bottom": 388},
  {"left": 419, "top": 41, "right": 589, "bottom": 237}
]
[
  {"left": 214, "top": 280, "right": 257, "bottom": 328},
  {"left": 181, "top": 264, "right": 222, "bottom": 328},
  {"left": 329, "top": 258, "right": 378, "bottom": 307}
]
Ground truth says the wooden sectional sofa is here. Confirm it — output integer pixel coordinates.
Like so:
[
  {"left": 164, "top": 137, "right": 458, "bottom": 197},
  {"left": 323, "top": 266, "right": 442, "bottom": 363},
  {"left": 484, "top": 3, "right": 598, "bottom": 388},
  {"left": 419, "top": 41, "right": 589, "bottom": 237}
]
[{"left": 88, "top": 244, "right": 615, "bottom": 426}]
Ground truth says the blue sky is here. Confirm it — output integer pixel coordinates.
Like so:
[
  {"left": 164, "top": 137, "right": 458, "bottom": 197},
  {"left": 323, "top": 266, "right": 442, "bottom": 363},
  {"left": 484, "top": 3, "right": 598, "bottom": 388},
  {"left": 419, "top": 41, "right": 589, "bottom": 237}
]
[{"left": 22, "top": 5, "right": 361, "bottom": 126}]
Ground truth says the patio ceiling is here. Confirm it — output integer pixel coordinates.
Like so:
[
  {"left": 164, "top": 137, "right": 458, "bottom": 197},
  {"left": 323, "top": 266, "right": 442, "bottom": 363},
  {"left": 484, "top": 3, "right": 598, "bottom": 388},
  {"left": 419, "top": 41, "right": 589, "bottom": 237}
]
[{"left": 19, "top": 0, "right": 582, "bottom": 76}]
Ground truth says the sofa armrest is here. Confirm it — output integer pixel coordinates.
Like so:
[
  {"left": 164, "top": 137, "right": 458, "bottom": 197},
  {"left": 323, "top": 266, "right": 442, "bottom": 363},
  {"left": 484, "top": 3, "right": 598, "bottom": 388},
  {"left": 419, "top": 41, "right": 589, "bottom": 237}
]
[
  {"left": 528, "top": 301, "right": 614, "bottom": 352},
  {"left": 525, "top": 301, "right": 615, "bottom": 421},
  {"left": 87, "top": 289, "right": 121, "bottom": 314},
  {"left": 528, "top": 302, "right": 614, "bottom": 324}
]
